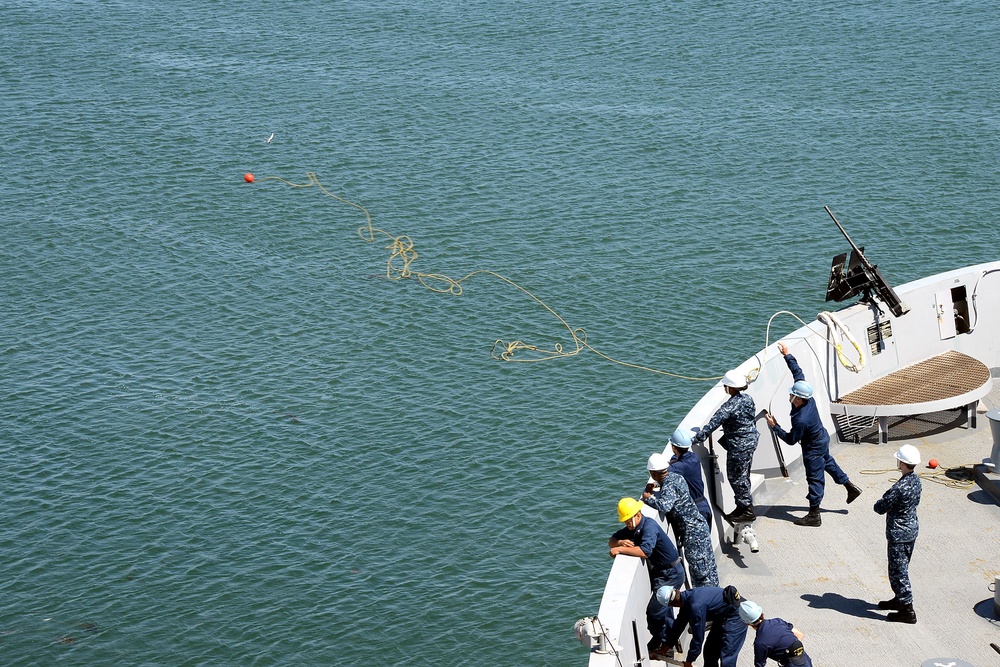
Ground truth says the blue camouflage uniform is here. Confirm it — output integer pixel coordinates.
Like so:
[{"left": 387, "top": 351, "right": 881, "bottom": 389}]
[
  {"left": 771, "top": 353, "right": 850, "bottom": 509},
  {"left": 644, "top": 472, "right": 720, "bottom": 587},
  {"left": 663, "top": 586, "right": 747, "bottom": 667},
  {"left": 669, "top": 449, "right": 713, "bottom": 529},
  {"left": 610, "top": 514, "right": 686, "bottom": 645},
  {"left": 692, "top": 392, "right": 759, "bottom": 509},
  {"left": 752, "top": 618, "right": 812, "bottom": 667},
  {"left": 873, "top": 471, "right": 921, "bottom": 604}
]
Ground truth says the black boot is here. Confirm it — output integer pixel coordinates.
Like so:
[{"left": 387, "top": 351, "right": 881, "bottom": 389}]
[
  {"left": 728, "top": 505, "right": 756, "bottom": 523},
  {"left": 794, "top": 507, "right": 821, "bottom": 527},
  {"left": 886, "top": 603, "right": 917, "bottom": 624},
  {"left": 845, "top": 481, "right": 863, "bottom": 504},
  {"left": 648, "top": 641, "right": 674, "bottom": 661},
  {"left": 877, "top": 596, "right": 904, "bottom": 610}
]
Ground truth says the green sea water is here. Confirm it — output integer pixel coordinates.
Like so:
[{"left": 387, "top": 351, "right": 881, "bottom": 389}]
[{"left": 2, "top": 1, "right": 999, "bottom": 664}]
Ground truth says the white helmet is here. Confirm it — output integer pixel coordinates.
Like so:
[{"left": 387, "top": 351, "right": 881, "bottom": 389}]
[
  {"left": 895, "top": 444, "right": 920, "bottom": 466},
  {"left": 647, "top": 452, "right": 670, "bottom": 472},
  {"left": 722, "top": 370, "right": 747, "bottom": 389}
]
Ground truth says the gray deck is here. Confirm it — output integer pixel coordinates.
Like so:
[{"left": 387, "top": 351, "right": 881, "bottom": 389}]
[{"left": 671, "top": 383, "right": 1000, "bottom": 666}]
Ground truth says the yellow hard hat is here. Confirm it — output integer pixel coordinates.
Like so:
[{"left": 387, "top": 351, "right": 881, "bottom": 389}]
[{"left": 617, "top": 497, "right": 644, "bottom": 523}]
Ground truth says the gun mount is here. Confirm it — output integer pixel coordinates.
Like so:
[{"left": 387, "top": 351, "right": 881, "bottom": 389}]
[{"left": 823, "top": 206, "right": 910, "bottom": 318}]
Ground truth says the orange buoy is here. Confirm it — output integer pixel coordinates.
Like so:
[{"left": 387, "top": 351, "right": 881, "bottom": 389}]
[
  {"left": 928, "top": 458, "right": 939, "bottom": 469},
  {"left": 244, "top": 173, "right": 255, "bottom": 183}
]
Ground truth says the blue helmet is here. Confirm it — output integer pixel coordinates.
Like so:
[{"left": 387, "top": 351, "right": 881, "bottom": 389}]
[
  {"left": 790, "top": 380, "right": 813, "bottom": 399},
  {"left": 739, "top": 600, "right": 763, "bottom": 624},
  {"left": 669, "top": 428, "right": 692, "bottom": 449},
  {"left": 655, "top": 585, "right": 675, "bottom": 606}
]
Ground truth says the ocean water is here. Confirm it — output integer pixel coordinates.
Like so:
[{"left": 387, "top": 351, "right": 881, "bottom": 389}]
[{"left": 2, "top": 1, "right": 999, "bottom": 664}]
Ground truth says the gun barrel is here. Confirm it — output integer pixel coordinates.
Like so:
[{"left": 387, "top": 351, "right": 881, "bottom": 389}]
[{"left": 824, "top": 206, "right": 876, "bottom": 271}]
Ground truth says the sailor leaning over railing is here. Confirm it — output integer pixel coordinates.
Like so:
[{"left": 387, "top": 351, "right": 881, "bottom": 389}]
[
  {"left": 667, "top": 428, "right": 714, "bottom": 529},
  {"left": 642, "top": 451, "right": 719, "bottom": 588},
  {"left": 607, "top": 498, "right": 685, "bottom": 658}
]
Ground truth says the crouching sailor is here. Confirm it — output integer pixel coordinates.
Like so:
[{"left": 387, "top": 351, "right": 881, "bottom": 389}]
[
  {"left": 608, "top": 498, "right": 686, "bottom": 656},
  {"left": 739, "top": 600, "right": 812, "bottom": 666},
  {"left": 658, "top": 584, "right": 748, "bottom": 667},
  {"left": 873, "top": 444, "right": 922, "bottom": 624}
]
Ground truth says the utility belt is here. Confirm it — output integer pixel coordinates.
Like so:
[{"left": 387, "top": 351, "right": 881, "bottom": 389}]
[
  {"left": 652, "top": 559, "right": 682, "bottom": 579},
  {"left": 778, "top": 639, "right": 808, "bottom": 666},
  {"left": 651, "top": 560, "right": 684, "bottom": 587}
]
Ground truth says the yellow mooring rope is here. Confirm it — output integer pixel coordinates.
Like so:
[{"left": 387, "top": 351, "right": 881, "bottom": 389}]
[
  {"left": 860, "top": 464, "right": 976, "bottom": 490},
  {"left": 256, "top": 172, "right": 720, "bottom": 381}
]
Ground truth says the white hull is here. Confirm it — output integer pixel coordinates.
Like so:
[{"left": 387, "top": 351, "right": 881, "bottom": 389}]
[{"left": 584, "top": 260, "right": 1000, "bottom": 666}]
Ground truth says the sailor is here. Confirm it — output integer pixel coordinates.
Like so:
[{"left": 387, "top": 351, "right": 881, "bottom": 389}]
[
  {"left": 765, "top": 342, "right": 863, "bottom": 527},
  {"left": 691, "top": 369, "right": 760, "bottom": 524},
  {"left": 739, "top": 600, "right": 813, "bottom": 667},
  {"left": 873, "top": 444, "right": 922, "bottom": 624},
  {"left": 608, "top": 498, "right": 686, "bottom": 655},
  {"left": 667, "top": 428, "right": 713, "bottom": 529},
  {"left": 657, "top": 584, "right": 748, "bottom": 667},
  {"left": 643, "top": 452, "right": 719, "bottom": 587}
]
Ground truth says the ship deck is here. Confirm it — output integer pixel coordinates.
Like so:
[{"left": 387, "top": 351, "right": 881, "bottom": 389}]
[
  {"left": 673, "top": 379, "right": 1000, "bottom": 667},
  {"left": 829, "top": 351, "right": 993, "bottom": 444},
  {"left": 834, "top": 350, "right": 991, "bottom": 408}
]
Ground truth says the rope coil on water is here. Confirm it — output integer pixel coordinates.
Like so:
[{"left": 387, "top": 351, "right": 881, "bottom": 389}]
[
  {"left": 251, "top": 173, "right": 871, "bottom": 384},
  {"left": 254, "top": 172, "right": 720, "bottom": 381}
]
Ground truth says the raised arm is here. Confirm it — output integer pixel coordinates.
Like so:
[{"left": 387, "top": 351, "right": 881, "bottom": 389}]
[{"left": 778, "top": 342, "right": 806, "bottom": 383}]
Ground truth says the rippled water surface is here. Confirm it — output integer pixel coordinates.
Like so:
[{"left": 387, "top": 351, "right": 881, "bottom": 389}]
[{"left": 2, "top": 1, "right": 999, "bottom": 664}]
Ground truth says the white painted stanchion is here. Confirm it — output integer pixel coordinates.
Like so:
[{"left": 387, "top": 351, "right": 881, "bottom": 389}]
[
  {"left": 987, "top": 408, "right": 1000, "bottom": 468},
  {"left": 993, "top": 574, "right": 1000, "bottom": 618}
]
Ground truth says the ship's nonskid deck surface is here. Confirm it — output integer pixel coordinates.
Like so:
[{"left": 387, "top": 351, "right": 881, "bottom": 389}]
[
  {"left": 835, "top": 350, "right": 991, "bottom": 406},
  {"left": 683, "top": 390, "right": 1000, "bottom": 667}
]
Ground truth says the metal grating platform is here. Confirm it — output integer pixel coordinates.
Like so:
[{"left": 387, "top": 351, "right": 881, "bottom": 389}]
[
  {"left": 832, "top": 407, "right": 967, "bottom": 444},
  {"left": 835, "top": 350, "right": 990, "bottom": 406}
]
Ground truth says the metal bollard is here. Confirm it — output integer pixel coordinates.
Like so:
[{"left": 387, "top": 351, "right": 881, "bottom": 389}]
[
  {"left": 987, "top": 409, "right": 1000, "bottom": 468},
  {"left": 994, "top": 575, "right": 1000, "bottom": 618}
]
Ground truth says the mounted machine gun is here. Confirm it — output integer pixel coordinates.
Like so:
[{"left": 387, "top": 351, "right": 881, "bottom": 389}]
[{"left": 823, "top": 206, "right": 910, "bottom": 318}]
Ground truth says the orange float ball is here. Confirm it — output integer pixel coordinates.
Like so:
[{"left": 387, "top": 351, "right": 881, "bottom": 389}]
[
  {"left": 927, "top": 458, "right": 938, "bottom": 469},
  {"left": 244, "top": 173, "right": 255, "bottom": 183}
]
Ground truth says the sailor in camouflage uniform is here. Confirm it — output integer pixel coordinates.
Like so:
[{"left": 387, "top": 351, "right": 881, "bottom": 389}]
[
  {"left": 873, "top": 444, "right": 922, "bottom": 624},
  {"left": 691, "top": 369, "right": 760, "bottom": 524},
  {"left": 643, "top": 452, "right": 720, "bottom": 587}
]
